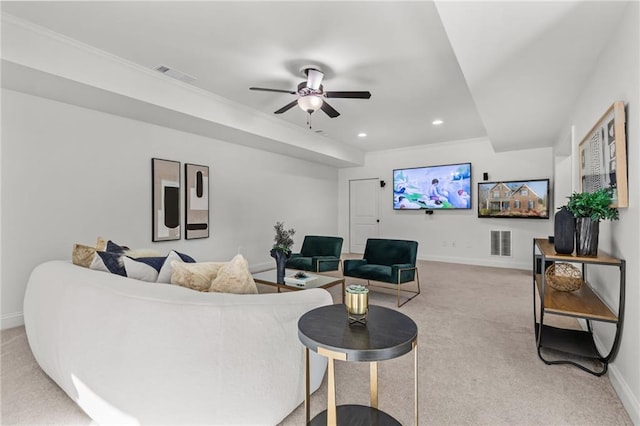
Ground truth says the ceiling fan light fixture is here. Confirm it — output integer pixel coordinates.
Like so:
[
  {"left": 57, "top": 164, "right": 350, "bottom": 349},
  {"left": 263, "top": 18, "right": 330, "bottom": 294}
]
[
  {"left": 297, "top": 95, "right": 323, "bottom": 113},
  {"left": 305, "top": 68, "right": 324, "bottom": 91}
]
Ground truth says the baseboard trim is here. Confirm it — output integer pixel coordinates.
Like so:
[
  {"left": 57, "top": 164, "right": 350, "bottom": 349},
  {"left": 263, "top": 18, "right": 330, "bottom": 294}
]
[
  {"left": 581, "top": 320, "right": 639, "bottom": 424},
  {"left": 1, "top": 312, "right": 24, "bottom": 330},
  {"left": 418, "top": 255, "right": 530, "bottom": 270},
  {"left": 609, "top": 361, "right": 640, "bottom": 425}
]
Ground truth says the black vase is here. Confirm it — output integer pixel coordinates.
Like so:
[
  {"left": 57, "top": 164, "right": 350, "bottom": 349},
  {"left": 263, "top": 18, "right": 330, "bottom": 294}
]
[
  {"left": 576, "top": 217, "right": 599, "bottom": 257},
  {"left": 554, "top": 206, "right": 575, "bottom": 254},
  {"left": 270, "top": 249, "right": 290, "bottom": 284}
]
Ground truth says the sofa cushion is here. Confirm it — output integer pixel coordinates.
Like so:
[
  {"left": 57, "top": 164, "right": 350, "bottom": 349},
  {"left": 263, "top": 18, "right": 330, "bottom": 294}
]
[
  {"left": 300, "top": 236, "right": 342, "bottom": 257},
  {"left": 346, "top": 263, "right": 393, "bottom": 282},
  {"left": 171, "top": 261, "right": 225, "bottom": 291},
  {"left": 362, "top": 238, "right": 418, "bottom": 266},
  {"left": 89, "top": 247, "right": 196, "bottom": 282},
  {"left": 285, "top": 256, "right": 314, "bottom": 271},
  {"left": 90, "top": 251, "right": 127, "bottom": 276},
  {"left": 122, "top": 256, "right": 164, "bottom": 282},
  {"left": 156, "top": 250, "right": 196, "bottom": 283},
  {"left": 72, "top": 244, "right": 96, "bottom": 268},
  {"left": 209, "top": 254, "right": 258, "bottom": 294},
  {"left": 71, "top": 237, "right": 113, "bottom": 268},
  {"left": 106, "top": 240, "right": 129, "bottom": 254}
]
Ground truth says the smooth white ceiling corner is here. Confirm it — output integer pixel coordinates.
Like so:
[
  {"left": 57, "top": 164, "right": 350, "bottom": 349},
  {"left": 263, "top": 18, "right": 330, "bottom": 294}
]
[{"left": 435, "top": 1, "right": 629, "bottom": 152}]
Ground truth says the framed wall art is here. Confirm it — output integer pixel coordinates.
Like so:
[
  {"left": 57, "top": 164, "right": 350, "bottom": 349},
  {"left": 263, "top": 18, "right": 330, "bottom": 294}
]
[
  {"left": 185, "top": 163, "right": 209, "bottom": 239},
  {"left": 152, "top": 158, "right": 181, "bottom": 241},
  {"left": 578, "top": 101, "right": 628, "bottom": 208}
]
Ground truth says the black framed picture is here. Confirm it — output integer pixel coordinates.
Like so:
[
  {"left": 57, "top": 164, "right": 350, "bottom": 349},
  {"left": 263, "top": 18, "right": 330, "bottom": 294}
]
[{"left": 185, "top": 163, "right": 209, "bottom": 239}]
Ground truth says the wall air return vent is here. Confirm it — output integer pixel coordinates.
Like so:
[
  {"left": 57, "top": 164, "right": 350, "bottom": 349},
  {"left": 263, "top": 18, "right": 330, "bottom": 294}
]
[
  {"left": 152, "top": 65, "right": 196, "bottom": 83},
  {"left": 490, "top": 230, "right": 512, "bottom": 257}
]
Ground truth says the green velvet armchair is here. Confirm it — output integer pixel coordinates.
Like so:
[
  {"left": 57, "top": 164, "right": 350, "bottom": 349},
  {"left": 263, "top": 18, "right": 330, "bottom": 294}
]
[
  {"left": 343, "top": 238, "right": 420, "bottom": 307},
  {"left": 285, "top": 235, "right": 343, "bottom": 273}
]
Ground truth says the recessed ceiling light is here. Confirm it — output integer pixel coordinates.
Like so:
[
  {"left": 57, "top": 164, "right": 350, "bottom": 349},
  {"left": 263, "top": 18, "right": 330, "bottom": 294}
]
[
  {"left": 358, "top": 132, "right": 367, "bottom": 138},
  {"left": 432, "top": 119, "right": 443, "bottom": 126}
]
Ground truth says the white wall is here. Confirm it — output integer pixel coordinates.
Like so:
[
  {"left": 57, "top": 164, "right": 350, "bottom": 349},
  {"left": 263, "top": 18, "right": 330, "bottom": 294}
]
[
  {"left": 0, "top": 89, "right": 339, "bottom": 328},
  {"left": 554, "top": 2, "right": 639, "bottom": 423},
  {"left": 338, "top": 138, "right": 554, "bottom": 269}
]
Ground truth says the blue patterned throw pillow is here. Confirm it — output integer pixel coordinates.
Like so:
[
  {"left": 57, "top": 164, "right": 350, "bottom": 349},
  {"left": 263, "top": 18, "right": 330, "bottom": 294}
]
[
  {"left": 90, "top": 251, "right": 127, "bottom": 276},
  {"left": 122, "top": 256, "right": 167, "bottom": 282}
]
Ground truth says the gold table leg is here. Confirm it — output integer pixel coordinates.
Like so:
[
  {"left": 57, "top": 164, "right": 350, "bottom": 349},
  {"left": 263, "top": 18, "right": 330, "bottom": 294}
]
[
  {"left": 327, "top": 357, "right": 336, "bottom": 425},
  {"left": 305, "top": 347, "right": 310, "bottom": 424},
  {"left": 318, "top": 347, "right": 347, "bottom": 426},
  {"left": 414, "top": 340, "right": 418, "bottom": 426},
  {"left": 370, "top": 361, "right": 378, "bottom": 408}
]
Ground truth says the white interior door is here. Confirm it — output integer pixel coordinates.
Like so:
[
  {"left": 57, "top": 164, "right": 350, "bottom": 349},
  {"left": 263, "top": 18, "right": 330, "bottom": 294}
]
[{"left": 349, "top": 179, "right": 380, "bottom": 253}]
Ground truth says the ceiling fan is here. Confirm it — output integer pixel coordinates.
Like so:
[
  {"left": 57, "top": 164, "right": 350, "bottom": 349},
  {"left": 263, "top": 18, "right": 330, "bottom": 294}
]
[{"left": 249, "top": 66, "right": 371, "bottom": 118}]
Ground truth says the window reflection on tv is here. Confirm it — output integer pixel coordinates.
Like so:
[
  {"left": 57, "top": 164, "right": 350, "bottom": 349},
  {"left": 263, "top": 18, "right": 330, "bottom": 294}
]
[
  {"left": 477, "top": 179, "right": 550, "bottom": 219},
  {"left": 393, "top": 163, "right": 472, "bottom": 210}
]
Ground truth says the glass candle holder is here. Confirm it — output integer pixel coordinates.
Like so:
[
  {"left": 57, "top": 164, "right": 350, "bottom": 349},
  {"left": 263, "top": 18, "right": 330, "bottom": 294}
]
[{"left": 345, "top": 284, "right": 369, "bottom": 325}]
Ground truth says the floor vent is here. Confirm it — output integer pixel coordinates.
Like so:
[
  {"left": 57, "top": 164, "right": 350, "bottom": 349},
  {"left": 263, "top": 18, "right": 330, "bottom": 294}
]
[
  {"left": 491, "top": 230, "right": 512, "bottom": 256},
  {"left": 152, "top": 65, "right": 196, "bottom": 83}
]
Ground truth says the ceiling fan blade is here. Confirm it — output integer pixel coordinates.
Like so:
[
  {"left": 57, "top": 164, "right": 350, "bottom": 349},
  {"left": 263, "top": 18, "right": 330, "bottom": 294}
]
[
  {"left": 320, "top": 101, "right": 340, "bottom": 118},
  {"left": 306, "top": 68, "right": 324, "bottom": 91},
  {"left": 250, "top": 87, "right": 296, "bottom": 94},
  {"left": 325, "top": 91, "right": 372, "bottom": 99},
  {"left": 274, "top": 99, "right": 299, "bottom": 114}
]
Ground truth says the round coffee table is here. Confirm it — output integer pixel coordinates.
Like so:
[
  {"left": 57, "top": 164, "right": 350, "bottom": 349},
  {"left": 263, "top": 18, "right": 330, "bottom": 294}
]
[{"left": 298, "top": 304, "right": 418, "bottom": 425}]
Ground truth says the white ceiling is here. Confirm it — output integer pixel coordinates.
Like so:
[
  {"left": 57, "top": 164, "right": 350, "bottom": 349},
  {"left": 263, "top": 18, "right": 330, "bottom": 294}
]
[{"left": 1, "top": 1, "right": 631, "bottom": 154}]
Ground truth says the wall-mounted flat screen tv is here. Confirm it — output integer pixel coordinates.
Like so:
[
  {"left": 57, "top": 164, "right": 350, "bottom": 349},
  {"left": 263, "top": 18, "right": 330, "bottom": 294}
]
[
  {"left": 393, "top": 163, "right": 472, "bottom": 210},
  {"left": 477, "top": 179, "right": 550, "bottom": 219}
]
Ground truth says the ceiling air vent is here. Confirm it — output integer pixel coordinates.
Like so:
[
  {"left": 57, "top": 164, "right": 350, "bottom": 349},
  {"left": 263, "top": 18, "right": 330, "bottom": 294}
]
[{"left": 152, "top": 65, "right": 196, "bottom": 83}]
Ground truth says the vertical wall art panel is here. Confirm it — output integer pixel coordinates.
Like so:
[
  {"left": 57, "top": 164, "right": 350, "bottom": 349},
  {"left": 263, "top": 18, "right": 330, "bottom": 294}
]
[
  {"left": 152, "top": 158, "right": 181, "bottom": 241},
  {"left": 578, "top": 101, "right": 628, "bottom": 208},
  {"left": 185, "top": 163, "right": 209, "bottom": 239}
]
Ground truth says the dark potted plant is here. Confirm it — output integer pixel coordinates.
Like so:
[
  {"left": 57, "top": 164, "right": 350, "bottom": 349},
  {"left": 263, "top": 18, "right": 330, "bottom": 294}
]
[
  {"left": 270, "top": 221, "right": 295, "bottom": 284},
  {"left": 566, "top": 187, "right": 619, "bottom": 256}
]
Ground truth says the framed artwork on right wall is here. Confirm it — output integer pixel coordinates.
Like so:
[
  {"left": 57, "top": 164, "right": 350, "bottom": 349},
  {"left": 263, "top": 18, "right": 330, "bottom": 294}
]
[{"left": 578, "top": 101, "right": 628, "bottom": 208}]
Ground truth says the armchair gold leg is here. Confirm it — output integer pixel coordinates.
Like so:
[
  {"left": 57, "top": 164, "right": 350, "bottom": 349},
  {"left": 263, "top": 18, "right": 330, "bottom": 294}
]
[
  {"left": 397, "top": 268, "right": 420, "bottom": 308},
  {"left": 346, "top": 266, "right": 420, "bottom": 307}
]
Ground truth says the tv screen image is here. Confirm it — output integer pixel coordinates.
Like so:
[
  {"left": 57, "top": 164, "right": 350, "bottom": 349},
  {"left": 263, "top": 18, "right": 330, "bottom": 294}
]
[
  {"left": 477, "top": 179, "right": 550, "bottom": 219},
  {"left": 393, "top": 163, "right": 472, "bottom": 210}
]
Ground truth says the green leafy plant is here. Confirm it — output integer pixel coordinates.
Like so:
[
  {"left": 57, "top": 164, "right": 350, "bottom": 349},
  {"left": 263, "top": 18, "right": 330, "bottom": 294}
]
[
  {"left": 272, "top": 221, "right": 295, "bottom": 252},
  {"left": 566, "top": 188, "right": 619, "bottom": 222}
]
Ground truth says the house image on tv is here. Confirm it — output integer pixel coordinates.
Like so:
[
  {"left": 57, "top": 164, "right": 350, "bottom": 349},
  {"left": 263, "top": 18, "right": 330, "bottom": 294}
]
[{"left": 483, "top": 182, "right": 548, "bottom": 217}]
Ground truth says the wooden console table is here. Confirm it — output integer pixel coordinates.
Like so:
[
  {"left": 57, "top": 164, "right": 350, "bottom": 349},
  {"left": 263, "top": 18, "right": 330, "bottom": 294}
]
[{"left": 532, "top": 238, "right": 625, "bottom": 376}]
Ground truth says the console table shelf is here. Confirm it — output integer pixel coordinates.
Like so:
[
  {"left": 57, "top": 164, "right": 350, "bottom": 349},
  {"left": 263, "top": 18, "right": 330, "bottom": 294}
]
[
  {"left": 532, "top": 238, "right": 625, "bottom": 376},
  {"left": 534, "top": 276, "right": 617, "bottom": 321}
]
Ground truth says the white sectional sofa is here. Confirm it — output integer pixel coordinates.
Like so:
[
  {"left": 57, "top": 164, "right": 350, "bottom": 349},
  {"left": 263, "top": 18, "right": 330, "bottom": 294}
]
[{"left": 24, "top": 261, "right": 332, "bottom": 425}]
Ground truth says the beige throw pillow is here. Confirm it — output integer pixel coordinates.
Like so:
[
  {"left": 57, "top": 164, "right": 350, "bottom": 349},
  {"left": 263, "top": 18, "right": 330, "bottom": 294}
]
[
  {"left": 71, "top": 237, "right": 111, "bottom": 268},
  {"left": 209, "top": 254, "right": 258, "bottom": 294},
  {"left": 72, "top": 244, "right": 96, "bottom": 268},
  {"left": 95, "top": 236, "right": 106, "bottom": 252},
  {"left": 171, "top": 261, "right": 225, "bottom": 292}
]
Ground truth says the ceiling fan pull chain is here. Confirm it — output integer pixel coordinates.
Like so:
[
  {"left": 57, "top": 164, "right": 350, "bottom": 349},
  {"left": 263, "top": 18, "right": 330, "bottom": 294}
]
[{"left": 307, "top": 112, "right": 312, "bottom": 129}]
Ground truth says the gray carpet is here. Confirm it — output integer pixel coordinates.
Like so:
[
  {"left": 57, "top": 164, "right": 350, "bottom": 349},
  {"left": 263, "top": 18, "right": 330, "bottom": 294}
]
[{"left": 1, "top": 260, "right": 632, "bottom": 425}]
